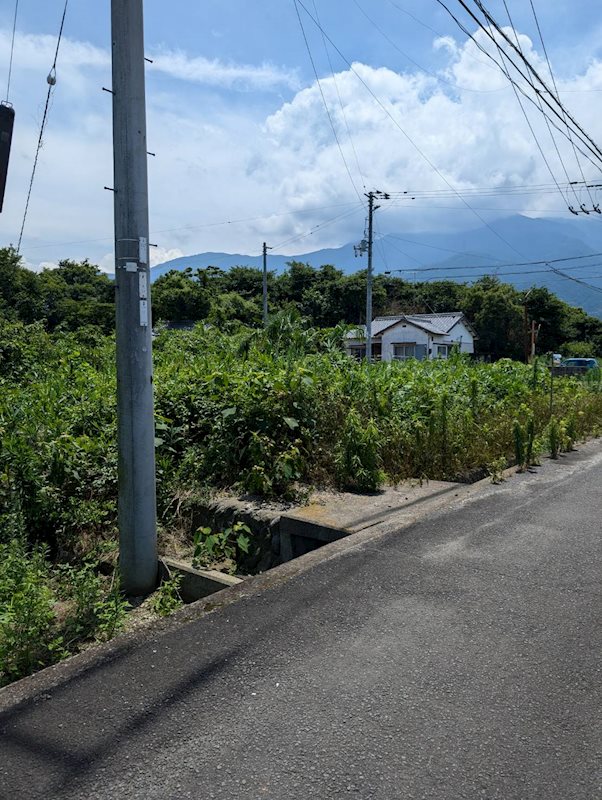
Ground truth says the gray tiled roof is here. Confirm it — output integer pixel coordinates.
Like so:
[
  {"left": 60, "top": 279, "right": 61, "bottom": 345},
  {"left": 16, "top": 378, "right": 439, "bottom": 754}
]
[{"left": 360, "top": 312, "right": 465, "bottom": 337}]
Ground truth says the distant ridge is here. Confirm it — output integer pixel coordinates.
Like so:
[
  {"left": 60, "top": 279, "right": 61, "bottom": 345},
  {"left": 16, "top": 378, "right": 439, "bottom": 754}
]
[{"left": 151, "top": 215, "right": 602, "bottom": 317}]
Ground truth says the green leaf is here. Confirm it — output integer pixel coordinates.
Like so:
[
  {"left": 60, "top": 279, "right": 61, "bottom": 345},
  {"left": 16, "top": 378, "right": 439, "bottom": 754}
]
[
  {"left": 222, "top": 407, "right": 236, "bottom": 419},
  {"left": 236, "top": 534, "right": 250, "bottom": 554},
  {"left": 283, "top": 416, "right": 299, "bottom": 429}
]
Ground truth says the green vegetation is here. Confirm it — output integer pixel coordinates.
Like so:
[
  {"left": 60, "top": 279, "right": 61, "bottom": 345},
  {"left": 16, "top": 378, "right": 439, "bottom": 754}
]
[
  {"left": 150, "top": 571, "right": 183, "bottom": 617},
  {"left": 2, "top": 315, "right": 601, "bottom": 559},
  {"left": 192, "top": 522, "right": 251, "bottom": 573},
  {"left": 0, "top": 538, "right": 127, "bottom": 687},
  {"left": 2, "top": 245, "right": 602, "bottom": 685},
  {"left": 2, "top": 247, "right": 602, "bottom": 358}
]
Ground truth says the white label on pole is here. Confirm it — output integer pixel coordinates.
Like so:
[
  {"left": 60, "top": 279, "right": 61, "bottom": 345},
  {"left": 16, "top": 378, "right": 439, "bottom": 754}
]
[
  {"left": 139, "top": 237, "right": 148, "bottom": 264},
  {"left": 124, "top": 261, "right": 138, "bottom": 272},
  {"left": 138, "top": 271, "right": 148, "bottom": 299},
  {"left": 139, "top": 299, "right": 149, "bottom": 327}
]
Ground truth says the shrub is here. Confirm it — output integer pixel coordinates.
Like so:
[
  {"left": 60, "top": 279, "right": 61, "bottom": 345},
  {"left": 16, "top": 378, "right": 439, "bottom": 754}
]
[{"left": 150, "top": 571, "right": 183, "bottom": 617}]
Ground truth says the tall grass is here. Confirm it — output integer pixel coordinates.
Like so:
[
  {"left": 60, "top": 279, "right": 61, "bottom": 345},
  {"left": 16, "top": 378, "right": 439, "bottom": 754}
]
[{"left": 1, "top": 317, "right": 601, "bottom": 557}]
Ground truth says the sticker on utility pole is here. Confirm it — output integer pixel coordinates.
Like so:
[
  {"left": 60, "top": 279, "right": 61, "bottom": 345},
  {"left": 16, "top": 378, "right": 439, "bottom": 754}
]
[
  {"left": 139, "top": 236, "right": 148, "bottom": 264},
  {"left": 138, "top": 271, "right": 148, "bottom": 299},
  {"left": 139, "top": 299, "right": 149, "bottom": 327}
]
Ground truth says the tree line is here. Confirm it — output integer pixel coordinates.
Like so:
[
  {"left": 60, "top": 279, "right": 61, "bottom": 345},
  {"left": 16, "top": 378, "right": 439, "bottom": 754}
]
[{"left": 1, "top": 246, "right": 601, "bottom": 359}]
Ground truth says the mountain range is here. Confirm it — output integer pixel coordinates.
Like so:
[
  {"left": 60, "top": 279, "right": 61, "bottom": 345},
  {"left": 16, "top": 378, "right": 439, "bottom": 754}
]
[{"left": 151, "top": 215, "right": 602, "bottom": 317}]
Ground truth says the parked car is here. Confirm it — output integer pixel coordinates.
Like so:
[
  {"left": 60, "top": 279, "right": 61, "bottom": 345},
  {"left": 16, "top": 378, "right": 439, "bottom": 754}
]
[{"left": 560, "top": 357, "right": 599, "bottom": 369}]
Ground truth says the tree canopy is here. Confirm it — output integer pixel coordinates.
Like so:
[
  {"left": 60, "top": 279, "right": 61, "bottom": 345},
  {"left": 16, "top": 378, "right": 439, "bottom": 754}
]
[{"left": 1, "top": 246, "right": 601, "bottom": 359}]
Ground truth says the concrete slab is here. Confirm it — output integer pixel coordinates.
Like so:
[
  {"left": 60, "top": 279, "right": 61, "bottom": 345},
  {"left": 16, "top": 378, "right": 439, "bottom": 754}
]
[
  {"left": 280, "top": 480, "right": 462, "bottom": 561},
  {"left": 159, "top": 557, "right": 242, "bottom": 603}
]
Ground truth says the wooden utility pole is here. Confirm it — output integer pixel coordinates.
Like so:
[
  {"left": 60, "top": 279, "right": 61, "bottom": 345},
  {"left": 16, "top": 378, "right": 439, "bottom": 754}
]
[{"left": 111, "top": 0, "right": 157, "bottom": 595}]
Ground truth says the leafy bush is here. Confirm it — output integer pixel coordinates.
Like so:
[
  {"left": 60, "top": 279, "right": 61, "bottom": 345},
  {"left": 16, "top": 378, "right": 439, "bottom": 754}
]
[
  {"left": 0, "top": 540, "right": 63, "bottom": 685},
  {"left": 150, "top": 571, "right": 183, "bottom": 617},
  {"left": 192, "top": 522, "right": 250, "bottom": 572},
  {"left": 0, "top": 538, "right": 128, "bottom": 686},
  {"left": 335, "top": 409, "right": 385, "bottom": 492},
  {"left": 2, "top": 318, "right": 602, "bottom": 565}
]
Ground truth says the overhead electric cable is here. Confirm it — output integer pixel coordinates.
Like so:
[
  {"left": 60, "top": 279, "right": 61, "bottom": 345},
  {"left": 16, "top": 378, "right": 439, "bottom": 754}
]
[
  {"left": 434, "top": 0, "right": 602, "bottom": 173},
  {"left": 501, "top": 0, "right": 580, "bottom": 206},
  {"left": 351, "top": 0, "right": 505, "bottom": 94},
  {"left": 312, "top": 0, "right": 366, "bottom": 191},
  {"left": 17, "top": 0, "right": 69, "bottom": 252},
  {"left": 380, "top": 251, "right": 602, "bottom": 273},
  {"left": 5, "top": 0, "right": 19, "bottom": 102},
  {"left": 467, "top": 0, "right": 602, "bottom": 165},
  {"left": 294, "top": 0, "right": 527, "bottom": 259},
  {"left": 20, "top": 201, "right": 364, "bottom": 253},
  {"left": 270, "top": 203, "right": 365, "bottom": 252},
  {"left": 385, "top": 0, "right": 502, "bottom": 76},
  {"left": 292, "top": 0, "right": 364, "bottom": 204},
  {"left": 527, "top": 0, "right": 594, "bottom": 206},
  {"left": 547, "top": 265, "right": 602, "bottom": 295}
]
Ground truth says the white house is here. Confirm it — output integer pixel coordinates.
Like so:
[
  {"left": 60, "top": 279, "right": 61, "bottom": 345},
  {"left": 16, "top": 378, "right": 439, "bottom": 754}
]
[{"left": 345, "top": 313, "right": 476, "bottom": 361}]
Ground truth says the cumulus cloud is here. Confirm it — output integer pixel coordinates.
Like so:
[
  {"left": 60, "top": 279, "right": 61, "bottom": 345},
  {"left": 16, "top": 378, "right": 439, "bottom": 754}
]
[{"left": 5, "top": 25, "right": 602, "bottom": 271}]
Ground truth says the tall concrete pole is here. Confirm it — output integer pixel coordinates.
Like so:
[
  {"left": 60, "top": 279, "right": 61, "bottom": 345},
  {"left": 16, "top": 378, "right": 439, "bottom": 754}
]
[
  {"left": 262, "top": 241, "right": 269, "bottom": 328},
  {"left": 262, "top": 241, "right": 273, "bottom": 328},
  {"left": 111, "top": 0, "right": 157, "bottom": 595},
  {"left": 366, "top": 192, "right": 375, "bottom": 362}
]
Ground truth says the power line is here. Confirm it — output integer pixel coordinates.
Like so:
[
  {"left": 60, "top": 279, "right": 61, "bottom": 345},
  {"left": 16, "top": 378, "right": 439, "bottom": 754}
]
[
  {"left": 21, "top": 201, "right": 364, "bottom": 253},
  {"left": 5, "top": 0, "right": 19, "bottom": 102},
  {"left": 311, "top": 0, "right": 367, "bottom": 192},
  {"left": 294, "top": 0, "right": 526, "bottom": 260},
  {"left": 499, "top": 0, "right": 578, "bottom": 207},
  {"left": 385, "top": 0, "right": 503, "bottom": 77},
  {"left": 270, "top": 202, "right": 365, "bottom": 251},
  {"left": 546, "top": 266, "right": 602, "bottom": 295},
  {"left": 435, "top": 0, "right": 602, "bottom": 174},
  {"left": 16, "top": 0, "right": 69, "bottom": 252},
  {"left": 350, "top": 0, "right": 504, "bottom": 94},
  {"left": 467, "top": 0, "right": 602, "bottom": 167},
  {"left": 526, "top": 0, "right": 594, "bottom": 207},
  {"left": 381, "top": 251, "right": 602, "bottom": 273},
  {"left": 292, "top": 0, "right": 364, "bottom": 204}
]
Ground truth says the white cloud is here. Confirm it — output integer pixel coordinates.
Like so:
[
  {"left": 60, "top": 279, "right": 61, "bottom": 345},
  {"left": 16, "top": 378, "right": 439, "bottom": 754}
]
[
  {"left": 0, "top": 30, "right": 298, "bottom": 92},
  {"left": 151, "top": 49, "right": 300, "bottom": 91},
  {"left": 149, "top": 246, "right": 184, "bottom": 267},
  {"left": 5, "top": 25, "right": 602, "bottom": 271}
]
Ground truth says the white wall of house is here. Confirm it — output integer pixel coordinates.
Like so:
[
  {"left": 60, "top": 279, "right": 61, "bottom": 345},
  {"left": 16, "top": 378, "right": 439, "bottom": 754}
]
[
  {"left": 345, "top": 318, "right": 475, "bottom": 361},
  {"left": 380, "top": 321, "right": 474, "bottom": 361},
  {"left": 381, "top": 323, "right": 429, "bottom": 361},
  {"left": 448, "top": 320, "right": 474, "bottom": 354}
]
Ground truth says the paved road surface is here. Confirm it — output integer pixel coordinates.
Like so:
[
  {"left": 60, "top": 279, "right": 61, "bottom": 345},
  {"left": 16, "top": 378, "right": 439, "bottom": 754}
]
[{"left": 1, "top": 443, "right": 601, "bottom": 799}]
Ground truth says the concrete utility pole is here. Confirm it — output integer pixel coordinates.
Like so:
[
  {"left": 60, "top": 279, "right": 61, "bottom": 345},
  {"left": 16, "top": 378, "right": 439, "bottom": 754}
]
[
  {"left": 354, "top": 191, "right": 390, "bottom": 361},
  {"left": 111, "top": 0, "right": 157, "bottom": 595},
  {"left": 262, "top": 241, "right": 272, "bottom": 328},
  {"left": 365, "top": 192, "right": 377, "bottom": 362}
]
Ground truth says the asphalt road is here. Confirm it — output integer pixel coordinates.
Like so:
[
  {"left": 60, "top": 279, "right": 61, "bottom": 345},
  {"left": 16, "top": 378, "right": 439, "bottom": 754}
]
[{"left": 1, "top": 443, "right": 601, "bottom": 799}]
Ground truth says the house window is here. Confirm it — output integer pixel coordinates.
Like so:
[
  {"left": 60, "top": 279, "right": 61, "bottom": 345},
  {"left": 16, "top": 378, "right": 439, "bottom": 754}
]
[
  {"left": 348, "top": 345, "right": 366, "bottom": 360},
  {"left": 393, "top": 343, "right": 416, "bottom": 361},
  {"left": 435, "top": 344, "right": 449, "bottom": 359}
]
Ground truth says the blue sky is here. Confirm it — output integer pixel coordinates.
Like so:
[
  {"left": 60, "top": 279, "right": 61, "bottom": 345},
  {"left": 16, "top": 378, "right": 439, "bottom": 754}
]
[{"left": 1, "top": 0, "right": 602, "bottom": 270}]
